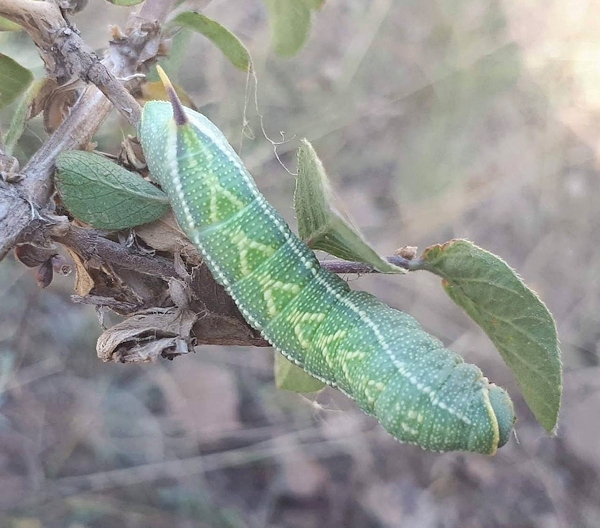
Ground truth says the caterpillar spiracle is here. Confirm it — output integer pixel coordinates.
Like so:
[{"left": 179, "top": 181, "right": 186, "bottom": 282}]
[{"left": 138, "top": 70, "right": 515, "bottom": 454}]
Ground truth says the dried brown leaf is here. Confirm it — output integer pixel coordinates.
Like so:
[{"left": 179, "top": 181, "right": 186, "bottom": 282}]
[
  {"left": 29, "top": 77, "right": 59, "bottom": 119},
  {"left": 14, "top": 244, "right": 56, "bottom": 267},
  {"left": 36, "top": 259, "right": 54, "bottom": 288},
  {"left": 97, "top": 307, "right": 199, "bottom": 363},
  {"left": 135, "top": 210, "right": 202, "bottom": 264},
  {"left": 43, "top": 87, "right": 80, "bottom": 134},
  {"left": 66, "top": 248, "right": 95, "bottom": 296}
]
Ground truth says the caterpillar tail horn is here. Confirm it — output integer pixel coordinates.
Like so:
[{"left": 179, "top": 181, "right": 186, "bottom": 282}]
[{"left": 156, "top": 65, "right": 188, "bottom": 126}]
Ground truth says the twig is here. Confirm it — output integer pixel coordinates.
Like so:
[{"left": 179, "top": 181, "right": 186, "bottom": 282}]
[
  {"left": 54, "top": 225, "right": 177, "bottom": 279},
  {"left": 71, "top": 294, "right": 142, "bottom": 312},
  {"left": 320, "top": 255, "right": 424, "bottom": 273},
  {"left": 0, "top": 0, "right": 175, "bottom": 260},
  {"left": 0, "top": 0, "right": 141, "bottom": 128}
]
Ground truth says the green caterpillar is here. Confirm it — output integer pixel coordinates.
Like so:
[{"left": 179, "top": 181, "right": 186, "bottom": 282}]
[{"left": 138, "top": 69, "right": 515, "bottom": 454}]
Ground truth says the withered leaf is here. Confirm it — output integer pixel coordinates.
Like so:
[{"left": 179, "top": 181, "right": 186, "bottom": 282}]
[
  {"left": 97, "top": 307, "right": 199, "bottom": 363},
  {"left": 135, "top": 210, "right": 202, "bottom": 265},
  {"left": 66, "top": 248, "right": 95, "bottom": 296}
]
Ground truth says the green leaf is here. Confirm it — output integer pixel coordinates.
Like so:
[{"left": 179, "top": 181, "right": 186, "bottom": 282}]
[
  {"left": 0, "top": 54, "right": 33, "bottom": 110},
  {"left": 103, "top": 0, "right": 145, "bottom": 6},
  {"left": 302, "top": 0, "right": 325, "bottom": 9},
  {"left": 420, "top": 239, "right": 562, "bottom": 433},
  {"left": 154, "top": 27, "right": 193, "bottom": 83},
  {"left": 274, "top": 352, "right": 325, "bottom": 393},
  {"left": 0, "top": 16, "right": 22, "bottom": 31},
  {"left": 2, "top": 78, "right": 46, "bottom": 156},
  {"left": 172, "top": 12, "right": 252, "bottom": 71},
  {"left": 264, "top": 0, "right": 312, "bottom": 57},
  {"left": 295, "top": 139, "right": 404, "bottom": 273},
  {"left": 55, "top": 151, "right": 170, "bottom": 230}
]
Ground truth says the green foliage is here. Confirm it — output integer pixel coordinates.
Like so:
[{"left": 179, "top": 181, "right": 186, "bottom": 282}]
[
  {"left": 55, "top": 151, "right": 170, "bottom": 230},
  {"left": 302, "top": 0, "right": 325, "bottom": 8},
  {"left": 421, "top": 239, "right": 562, "bottom": 432},
  {"left": 172, "top": 12, "right": 252, "bottom": 71},
  {"left": 0, "top": 54, "right": 33, "bottom": 110},
  {"left": 0, "top": 16, "right": 21, "bottom": 31},
  {"left": 295, "top": 139, "right": 404, "bottom": 273},
  {"left": 264, "top": 0, "right": 317, "bottom": 57},
  {"left": 2, "top": 78, "right": 46, "bottom": 156},
  {"left": 154, "top": 28, "right": 192, "bottom": 83},
  {"left": 274, "top": 352, "right": 325, "bottom": 392}
]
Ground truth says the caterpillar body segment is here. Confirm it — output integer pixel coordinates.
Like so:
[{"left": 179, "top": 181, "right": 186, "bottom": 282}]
[{"left": 139, "top": 92, "right": 515, "bottom": 454}]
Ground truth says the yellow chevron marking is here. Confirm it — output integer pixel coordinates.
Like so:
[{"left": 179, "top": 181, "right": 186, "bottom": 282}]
[
  {"left": 292, "top": 312, "right": 327, "bottom": 348},
  {"left": 317, "top": 329, "right": 347, "bottom": 347},
  {"left": 206, "top": 173, "right": 245, "bottom": 224},
  {"left": 316, "top": 329, "right": 348, "bottom": 371},
  {"left": 365, "top": 379, "right": 386, "bottom": 406},
  {"left": 263, "top": 283, "right": 306, "bottom": 318},
  {"left": 230, "top": 230, "right": 277, "bottom": 277}
]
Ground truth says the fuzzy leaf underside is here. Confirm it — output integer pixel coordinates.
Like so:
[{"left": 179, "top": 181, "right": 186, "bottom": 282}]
[
  {"left": 55, "top": 151, "right": 170, "bottom": 230},
  {"left": 421, "top": 239, "right": 562, "bottom": 432},
  {"left": 295, "top": 139, "right": 404, "bottom": 274}
]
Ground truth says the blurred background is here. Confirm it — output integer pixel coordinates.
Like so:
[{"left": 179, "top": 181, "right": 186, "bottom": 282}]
[{"left": 1, "top": 0, "right": 599, "bottom": 526}]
